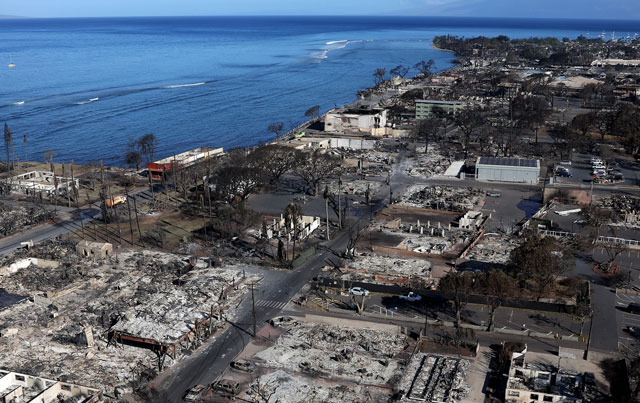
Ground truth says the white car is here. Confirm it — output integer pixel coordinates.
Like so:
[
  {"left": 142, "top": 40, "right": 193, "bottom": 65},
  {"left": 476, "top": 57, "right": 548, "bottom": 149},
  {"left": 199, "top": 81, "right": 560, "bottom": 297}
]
[
  {"left": 399, "top": 292, "right": 422, "bottom": 302},
  {"left": 349, "top": 287, "right": 370, "bottom": 296}
]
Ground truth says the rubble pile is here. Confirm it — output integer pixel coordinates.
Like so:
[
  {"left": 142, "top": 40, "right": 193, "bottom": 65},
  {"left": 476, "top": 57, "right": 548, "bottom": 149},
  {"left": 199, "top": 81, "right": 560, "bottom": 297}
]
[
  {"left": 326, "top": 180, "right": 382, "bottom": 197},
  {"left": 406, "top": 146, "right": 453, "bottom": 178},
  {"left": 246, "top": 370, "right": 367, "bottom": 403},
  {"left": 400, "top": 233, "right": 458, "bottom": 255},
  {"left": 398, "top": 353, "right": 471, "bottom": 402},
  {"left": 0, "top": 247, "right": 255, "bottom": 396},
  {"left": 345, "top": 255, "right": 431, "bottom": 278},
  {"left": 0, "top": 203, "right": 56, "bottom": 237},
  {"left": 255, "top": 320, "right": 406, "bottom": 385},
  {"left": 465, "top": 235, "right": 522, "bottom": 264},
  {"left": 401, "top": 185, "right": 485, "bottom": 212},
  {"left": 111, "top": 267, "right": 251, "bottom": 344},
  {"left": 600, "top": 195, "right": 640, "bottom": 227}
]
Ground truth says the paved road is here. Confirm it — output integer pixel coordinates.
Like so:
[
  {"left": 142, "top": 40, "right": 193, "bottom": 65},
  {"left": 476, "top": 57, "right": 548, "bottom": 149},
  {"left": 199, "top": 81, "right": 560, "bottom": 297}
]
[
  {"left": 151, "top": 153, "right": 408, "bottom": 401},
  {"left": 0, "top": 186, "right": 157, "bottom": 255}
]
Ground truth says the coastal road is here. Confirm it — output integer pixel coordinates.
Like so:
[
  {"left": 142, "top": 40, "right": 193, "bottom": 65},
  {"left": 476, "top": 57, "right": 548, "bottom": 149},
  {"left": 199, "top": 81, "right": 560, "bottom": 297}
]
[{"left": 0, "top": 186, "right": 157, "bottom": 255}]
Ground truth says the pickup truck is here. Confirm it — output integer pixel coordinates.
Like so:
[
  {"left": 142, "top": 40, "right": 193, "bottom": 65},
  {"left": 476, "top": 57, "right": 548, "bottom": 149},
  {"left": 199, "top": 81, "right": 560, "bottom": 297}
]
[{"left": 399, "top": 292, "right": 422, "bottom": 302}]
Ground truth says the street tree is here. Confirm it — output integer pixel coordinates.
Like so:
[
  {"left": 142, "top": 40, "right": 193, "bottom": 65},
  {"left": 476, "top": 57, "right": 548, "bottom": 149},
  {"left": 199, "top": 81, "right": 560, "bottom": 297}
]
[
  {"left": 509, "top": 236, "right": 573, "bottom": 301},
  {"left": 414, "top": 59, "right": 435, "bottom": 78},
  {"left": 215, "top": 165, "right": 266, "bottom": 205},
  {"left": 511, "top": 95, "right": 551, "bottom": 144},
  {"left": 125, "top": 151, "right": 142, "bottom": 171},
  {"left": 570, "top": 113, "right": 595, "bottom": 137},
  {"left": 411, "top": 117, "right": 441, "bottom": 152},
  {"left": 373, "top": 68, "right": 386, "bottom": 86},
  {"left": 592, "top": 109, "right": 614, "bottom": 141},
  {"left": 267, "top": 122, "right": 285, "bottom": 142},
  {"left": 248, "top": 145, "right": 302, "bottom": 185},
  {"left": 304, "top": 105, "right": 321, "bottom": 120},
  {"left": 438, "top": 271, "right": 476, "bottom": 329},
  {"left": 3, "top": 122, "right": 12, "bottom": 169},
  {"left": 137, "top": 133, "right": 157, "bottom": 163},
  {"left": 390, "top": 64, "right": 410, "bottom": 78},
  {"left": 294, "top": 150, "right": 341, "bottom": 196},
  {"left": 479, "top": 269, "right": 516, "bottom": 331},
  {"left": 454, "top": 107, "right": 483, "bottom": 157},
  {"left": 283, "top": 202, "right": 303, "bottom": 262}
]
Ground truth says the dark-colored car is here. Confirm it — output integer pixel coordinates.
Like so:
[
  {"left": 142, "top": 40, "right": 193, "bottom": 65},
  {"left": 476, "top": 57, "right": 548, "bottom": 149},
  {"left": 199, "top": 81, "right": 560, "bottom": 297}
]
[{"left": 628, "top": 303, "right": 640, "bottom": 314}]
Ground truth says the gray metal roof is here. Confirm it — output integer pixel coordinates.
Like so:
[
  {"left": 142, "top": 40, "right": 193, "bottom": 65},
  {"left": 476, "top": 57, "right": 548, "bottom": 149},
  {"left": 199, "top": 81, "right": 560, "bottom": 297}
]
[{"left": 477, "top": 157, "right": 538, "bottom": 168}]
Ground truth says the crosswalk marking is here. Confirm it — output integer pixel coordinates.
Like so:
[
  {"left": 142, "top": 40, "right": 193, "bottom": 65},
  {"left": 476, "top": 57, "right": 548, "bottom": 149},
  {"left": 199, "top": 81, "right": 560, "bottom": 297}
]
[{"left": 255, "top": 300, "right": 287, "bottom": 310}]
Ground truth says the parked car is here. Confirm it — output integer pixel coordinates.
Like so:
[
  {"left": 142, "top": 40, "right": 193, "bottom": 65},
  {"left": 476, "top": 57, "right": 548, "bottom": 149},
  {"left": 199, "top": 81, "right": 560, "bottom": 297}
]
[
  {"left": 184, "top": 384, "right": 207, "bottom": 402},
  {"left": 212, "top": 379, "right": 240, "bottom": 395},
  {"left": 230, "top": 360, "right": 256, "bottom": 373},
  {"left": 399, "top": 292, "right": 422, "bottom": 302},
  {"left": 628, "top": 303, "right": 640, "bottom": 314},
  {"left": 348, "top": 287, "right": 370, "bottom": 296},
  {"left": 559, "top": 161, "right": 572, "bottom": 165},
  {"left": 487, "top": 192, "right": 501, "bottom": 197}
]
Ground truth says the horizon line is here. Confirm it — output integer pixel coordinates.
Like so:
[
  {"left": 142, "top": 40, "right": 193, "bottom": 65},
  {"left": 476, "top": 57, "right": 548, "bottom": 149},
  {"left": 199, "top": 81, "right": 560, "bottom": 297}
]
[{"left": 2, "top": 15, "right": 640, "bottom": 22}]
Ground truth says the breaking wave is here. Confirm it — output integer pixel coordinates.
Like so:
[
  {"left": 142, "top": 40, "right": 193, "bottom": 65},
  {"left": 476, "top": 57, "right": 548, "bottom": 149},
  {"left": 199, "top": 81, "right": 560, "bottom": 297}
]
[
  {"left": 12, "top": 101, "right": 25, "bottom": 105},
  {"left": 76, "top": 97, "right": 99, "bottom": 105},
  {"left": 163, "top": 82, "right": 206, "bottom": 89}
]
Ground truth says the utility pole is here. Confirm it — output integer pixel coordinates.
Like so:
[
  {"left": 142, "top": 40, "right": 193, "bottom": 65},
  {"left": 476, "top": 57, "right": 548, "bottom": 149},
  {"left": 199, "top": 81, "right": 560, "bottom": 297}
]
[
  {"left": 126, "top": 190, "right": 135, "bottom": 245},
  {"left": 133, "top": 196, "right": 145, "bottom": 247},
  {"left": 338, "top": 175, "right": 342, "bottom": 230},
  {"left": 251, "top": 282, "right": 257, "bottom": 337},
  {"left": 325, "top": 196, "right": 330, "bottom": 241}
]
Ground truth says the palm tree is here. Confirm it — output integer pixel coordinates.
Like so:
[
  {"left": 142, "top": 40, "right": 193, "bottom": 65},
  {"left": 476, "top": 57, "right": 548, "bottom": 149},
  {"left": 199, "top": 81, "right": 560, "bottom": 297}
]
[{"left": 283, "top": 203, "right": 302, "bottom": 262}]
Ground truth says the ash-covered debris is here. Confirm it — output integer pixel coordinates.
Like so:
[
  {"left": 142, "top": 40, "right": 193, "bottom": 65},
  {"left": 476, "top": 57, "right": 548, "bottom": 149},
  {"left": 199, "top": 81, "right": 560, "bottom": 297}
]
[
  {"left": 326, "top": 180, "right": 382, "bottom": 197},
  {"left": 246, "top": 370, "right": 370, "bottom": 403},
  {"left": 398, "top": 353, "right": 471, "bottom": 402},
  {"left": 0, "top": 203, "right": 56, "bottom": 237},
  {"left": 344, "top": 255, "right": 431, "bottom": 278},
  {"left": 255, "top": 319, "right": 407, "bottom": 385},
  {"left": 0, "top": 247, "right": 257, "bottom": 397},
  {"left": 405, "top": 145, "right": 453, "bottom": 178},
  {"left": 464, "top": 235, "right": 522, "bottom": 264},
  {"left": 400, "top": 185, "right": 485, "bottom": 212},
  {"left": 600, "top": 194, "right": 640, "bottom": 227}
]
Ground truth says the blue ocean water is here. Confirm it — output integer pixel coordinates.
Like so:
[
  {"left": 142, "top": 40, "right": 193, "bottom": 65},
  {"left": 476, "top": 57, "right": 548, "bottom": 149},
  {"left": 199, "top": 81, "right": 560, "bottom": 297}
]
[{"left": 1, "top": 16, "right": 640, "bottom": 165}]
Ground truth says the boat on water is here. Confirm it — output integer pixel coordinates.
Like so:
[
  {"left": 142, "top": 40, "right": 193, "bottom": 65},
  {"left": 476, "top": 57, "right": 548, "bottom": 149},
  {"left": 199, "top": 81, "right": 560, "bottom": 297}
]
[{"left": 8, "top": 56, "right": 15, "bottom": 68}]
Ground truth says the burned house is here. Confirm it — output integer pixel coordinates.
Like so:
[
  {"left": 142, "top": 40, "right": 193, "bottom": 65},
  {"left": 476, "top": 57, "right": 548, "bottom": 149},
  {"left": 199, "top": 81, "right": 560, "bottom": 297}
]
[
  {"left": 0, "top": 370, "right": 102, "bottom": 403},
  {"left": 9, "top": 171, "right": 79, "bottom": 197},
  {"left": 505, "top": 347, "right": 583, "bottom": 403},
  {"left": 76, "top": 241, "right": 113, "bottom": 259},
  {"left": 324, "top": 104, "right": 388, "bottom": 135}
]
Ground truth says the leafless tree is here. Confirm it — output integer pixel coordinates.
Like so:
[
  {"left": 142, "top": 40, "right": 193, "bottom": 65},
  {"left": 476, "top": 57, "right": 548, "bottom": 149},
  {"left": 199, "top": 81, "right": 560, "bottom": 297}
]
[
  {"left": 304, "top": 105, "right": 321, "bottom": 120},
  {"left": 293, "top": 150, "right": 341, "bottom": 196},
  {"left": 509, "top": 236, "right": 572, "bottom": 301},
  {"left": 267, "top": 122, "right": 285, "bottom": 142},
  {"left": 478, "top": 269, "right": 515, "bottom": 331},
  {"left": 248, "top": 145, "right": 302, "bottom": 185},
  {"left": 438, "top": 271, "right": 476, "bottom": 329}
]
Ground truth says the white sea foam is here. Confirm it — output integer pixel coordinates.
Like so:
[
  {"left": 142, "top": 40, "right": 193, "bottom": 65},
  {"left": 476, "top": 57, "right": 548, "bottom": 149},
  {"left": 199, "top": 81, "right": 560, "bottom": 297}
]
[
  {"left": 325, "top": 40, "right": 347, "bottom": 45},
  {"left": 76, "top": 97, "right": 99, "bottom": 105},
  {"left": 12, "top": 101, "right": 25, "bottom": 105},
  {"left": 163, "top": 82, "right": 206, "bottom": 89}
]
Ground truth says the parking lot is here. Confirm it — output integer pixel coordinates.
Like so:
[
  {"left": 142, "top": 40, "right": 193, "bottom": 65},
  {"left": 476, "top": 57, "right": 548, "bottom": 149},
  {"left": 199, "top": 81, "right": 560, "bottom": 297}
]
[
  {"left": 552, "top": 152, "right": 640, "bottom": 187},
  {"left": 321, "top": 290, "right": 585, "bottom": 337},
  {"left": 615, "top": 291, "right": 640, "bottom": 353}
]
